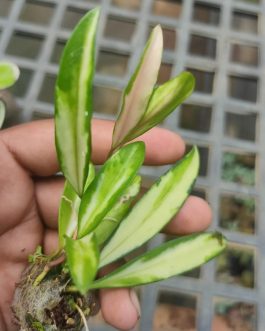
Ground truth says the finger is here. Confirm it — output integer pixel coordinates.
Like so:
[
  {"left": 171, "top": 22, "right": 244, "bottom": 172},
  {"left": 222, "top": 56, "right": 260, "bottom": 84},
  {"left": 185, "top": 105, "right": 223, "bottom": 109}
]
[
  {"left": 92, "top": 119, "right": 185, "bottom": 165},
  {"left": 163, "top": 196, "right": 212, "bottom": 235},
  {"left": 99, "top": 264, "right": 140, "bottom": 330},
  {"left": 1, "top": 119, "right": 184, "bottom": 176},
  {"left": 43, "top": 229, "right": 59, "bottom": 255},
  {"left": 1, "top": 119, "right": 58, "bottom": 176},
  {"left": 35, "top": 176, "right": 64, "bottom": 229},
  {"left": 35, "top": 173, "right": 212, "bottom": 235},
  {"left": 100, "top": 288, "right": 140, "bottom": 330}
]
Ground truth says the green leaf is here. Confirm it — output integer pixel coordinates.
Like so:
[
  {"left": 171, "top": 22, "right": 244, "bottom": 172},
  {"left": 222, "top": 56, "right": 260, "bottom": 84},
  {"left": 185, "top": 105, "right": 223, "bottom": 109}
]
[
  {"left": 99, "top": 147, "right": 199, "bottom": 267},
  {"left": 78, "top": 142, "right": 145, "bottom": 238},
  {"left": 55, "top": 8, "right": 100, "bottom": 196},
  {"left": 65, "top": 233, "right": 99, "bottom": 294},
  {"left": 124, "top": 72, "right": 195, "bottom": 141},
  {"left": 0, "top": 100, "right": 5, "bottom": 128},
  {"left": 90, "top": 232, "right": 226, "bottom": 289},
  {"left": 0, "top": 62, "right": 20, "bottom": 89},
  {"left": 84, "top": 162, "right": 95, "bottom": 192},
  {"left": 111, "top": 25, "right": 163, "bottom": 151},
  {"left": 94, "top": 175, "right": 141, "bottom": 245},
  {"left": 58, "top": 181, "right": 81, "bottom": 247}
]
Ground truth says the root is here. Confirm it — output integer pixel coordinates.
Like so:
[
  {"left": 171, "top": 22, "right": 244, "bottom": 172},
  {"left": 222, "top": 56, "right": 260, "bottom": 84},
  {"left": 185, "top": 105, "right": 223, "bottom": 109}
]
[{"left": 74, "top": 304, "right": 90, "bottom": 331}]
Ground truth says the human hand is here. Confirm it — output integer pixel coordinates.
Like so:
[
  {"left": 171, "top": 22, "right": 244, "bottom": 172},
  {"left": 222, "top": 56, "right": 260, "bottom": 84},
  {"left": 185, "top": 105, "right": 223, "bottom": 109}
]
[{"left": 0, "top": 119, "right": 211, "bottom": 331}]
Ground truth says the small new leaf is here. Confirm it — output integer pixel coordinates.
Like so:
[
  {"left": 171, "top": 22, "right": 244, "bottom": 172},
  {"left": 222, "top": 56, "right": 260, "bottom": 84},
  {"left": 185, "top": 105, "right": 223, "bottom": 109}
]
[
  {"left": 124, "top": 72, "right": 195, "bottom": 141},
  {"left": 111, "top": 25, "right": 163, "bottom": 151},
  {"left": 65, "top": 233, "right": 99, "bottom": 294},
  {"left": 78, "top": 142, "right": 145, "bottom": 238},
  {"left": 55, "top": 8, "right": 99, "bottom": 196},
  {"left": 0, "top": 61, "right": 20, "bottom": 89},
  {"left": 90, "top": 232, "right": 226, "bottom": 289},
  {"left": 99, "top": 147, "right": 199, "bottom": 267}
]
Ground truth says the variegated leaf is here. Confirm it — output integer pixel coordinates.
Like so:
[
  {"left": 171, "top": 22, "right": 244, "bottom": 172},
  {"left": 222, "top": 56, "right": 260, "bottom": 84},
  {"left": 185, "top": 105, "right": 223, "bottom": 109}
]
[
  {"left": 55, "top": 8, "right": 99, "bottom": 196},
  {"left": 0, "top": 62, "right": 20, "bottom": 89},
  {"left": 111, "top": 25, "right": 163, "bottom": 151},
  {"left": 65, "top": 233, "right": 99, "bottom": 294},
  {"left": 90, "top": 232, "right": 226, "bottom": 288},
  {"left": 58, "top": 181, "right": 81, "bottom": 247},
  {"left": 78, "top": 142, "right": 145, "bottom": 238},
  {"left": 94, "top": 175, "right": 141, "bottom": 245},
  {"left": 99, "top": 147, "right": 199, "bottom": 267},
  {"left": 123, "top": 72, "right": 195, "bottom": 141},
  {"left": 84, "top": 162, "right": 95, "bottom": 192}
]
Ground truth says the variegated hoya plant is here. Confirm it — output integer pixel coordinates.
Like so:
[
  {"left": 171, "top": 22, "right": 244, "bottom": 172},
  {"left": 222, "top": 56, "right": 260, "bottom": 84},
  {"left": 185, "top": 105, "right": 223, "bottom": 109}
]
[
  {"left": 11, "top": 7, "right": 226, "bottom": 331},
  {"left": 55, "top": 7, "right": 226, "bottom": 294}
]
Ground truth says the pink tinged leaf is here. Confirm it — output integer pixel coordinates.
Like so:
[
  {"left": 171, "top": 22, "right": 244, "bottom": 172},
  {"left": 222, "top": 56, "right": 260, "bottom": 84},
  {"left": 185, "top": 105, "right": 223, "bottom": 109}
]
[
  {"left": 111, "top": 25, "right": 163, "bottom": 150},
  {"left": 122, "top": 72, "right": 195, "bottom": 142}
]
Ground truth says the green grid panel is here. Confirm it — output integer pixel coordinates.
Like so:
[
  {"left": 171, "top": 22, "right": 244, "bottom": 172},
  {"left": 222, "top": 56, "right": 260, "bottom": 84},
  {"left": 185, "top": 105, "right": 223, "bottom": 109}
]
[{"left": 1, "top": 0, "right": 265, "bottom": 330}]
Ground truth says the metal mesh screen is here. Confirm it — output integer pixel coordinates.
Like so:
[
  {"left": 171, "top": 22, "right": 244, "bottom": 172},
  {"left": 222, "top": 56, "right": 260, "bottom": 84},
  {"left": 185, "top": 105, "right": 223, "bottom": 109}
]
[{"left": 1, "top": 0, "right": 264, "bottom": 330}]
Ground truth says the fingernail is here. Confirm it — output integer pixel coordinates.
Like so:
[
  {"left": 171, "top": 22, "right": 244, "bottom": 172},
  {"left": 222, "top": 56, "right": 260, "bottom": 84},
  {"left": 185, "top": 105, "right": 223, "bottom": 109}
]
[{"left": 129, "top": 289, "right": 141, "bottom": 319}]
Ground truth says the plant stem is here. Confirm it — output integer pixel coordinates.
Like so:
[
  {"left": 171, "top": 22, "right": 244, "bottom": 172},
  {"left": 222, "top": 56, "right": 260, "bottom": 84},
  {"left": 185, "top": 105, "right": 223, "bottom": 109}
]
[
  {"left": 65, "top": 285, "right": 79, "bottom": 293},
  {"left": 33, "top": 253, "right": 66, "bottom": 286}
]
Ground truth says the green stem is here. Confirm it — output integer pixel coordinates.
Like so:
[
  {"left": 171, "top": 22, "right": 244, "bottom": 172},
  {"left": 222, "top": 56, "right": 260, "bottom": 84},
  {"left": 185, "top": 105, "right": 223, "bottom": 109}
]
[
  {"left": 65, "top": 285, "right": 79, "bottom": 293},
  {"left": 33, "top": 253, "right": 66, "bottom": 286}
]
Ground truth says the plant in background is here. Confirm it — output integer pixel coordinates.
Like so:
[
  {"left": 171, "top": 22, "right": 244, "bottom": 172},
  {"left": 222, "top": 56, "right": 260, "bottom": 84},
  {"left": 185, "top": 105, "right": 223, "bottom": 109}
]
[
  {"left": 0, "top": 61, "right": 20, "bottom": 128},
  {"left": 12, "top": 8, "right": 226, "bottom": 331}
]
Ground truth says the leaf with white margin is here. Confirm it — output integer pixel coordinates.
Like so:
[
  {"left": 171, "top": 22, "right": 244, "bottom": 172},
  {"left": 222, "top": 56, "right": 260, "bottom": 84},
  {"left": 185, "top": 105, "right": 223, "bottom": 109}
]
[
  {"left": 58, "top": 181, "right": 81, "bottom": 247},
  {"left": 90, "top": 232, "right": 226, "bottom": 289},
  {"left": 111, "top": 25, "right": 163, "bottom": 151},
  {"left": 84, "top": 162, "right": 95, "bottom": 192},
  {"left": 78, "top": 142, "right": 145, "bottom": 238},
  {"left": 99, "top": 147, "right": 199, "bottom": 267},
  {"left": 55, "top": 8, "right": 99, "bottom": 196},
  {"left": 94, "top": 175, "right": 141, "bottom": 245}
]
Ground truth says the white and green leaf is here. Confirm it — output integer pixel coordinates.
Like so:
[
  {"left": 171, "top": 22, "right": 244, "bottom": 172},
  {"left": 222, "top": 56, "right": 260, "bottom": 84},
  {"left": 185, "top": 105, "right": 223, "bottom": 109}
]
[
  {"left": 55, "top": 8, "right": 99, "bottom": 196},
  {"left": 0, "top": 100, "right": 5, "bottom": 128},
  {"left": 124, "top": 72, "right": 195, "bottom": 141},
  {"left": 78, "top": 142, "right": 145, "bottom": 238},
  {"left": 0, "top": 62, "right": 20, "bottom": 89},
  {"left": 91, "top": 232, "right": 226, "bottom": 289},
  {"left": 99, "top": 147, "right": 199, "bottom": 267},
  {"left": 94, "top": 175, "right": 141, "bottom": 245},
  {"left": 111, "top": 25, "right": 163, "bottom": 151},
  {"left": 65, "top": 233, "right": 99, "bottom": 294},
  {"left": 84, "top": 162, "right": 95, "bottom": 192},
  {"left": 58, "top": 181, "right": 81, "bottom": 247}
]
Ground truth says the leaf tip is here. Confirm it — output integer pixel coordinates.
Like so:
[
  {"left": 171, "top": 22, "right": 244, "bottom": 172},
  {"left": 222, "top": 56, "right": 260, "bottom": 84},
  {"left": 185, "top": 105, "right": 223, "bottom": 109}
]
[
  {"left": 212, "top": 232, "right": 227, "bottom": 249},
  {"left": 188, "top": 145, "right": 199, "bottom": 163},
  {"left": 88, "top": 6, "right": 101, "bottom": 22},
  {"left": 182, "top": 71, "right": 195, "bottom": 91},
  {"left": 0, "top": 61, "right": 20, "bottom": 89},
  {"left": 10, "top": 63, "right": 20, "bottom": 82},
  {"left": 151, "top": 25, "right": 163, "bottom": 51}
]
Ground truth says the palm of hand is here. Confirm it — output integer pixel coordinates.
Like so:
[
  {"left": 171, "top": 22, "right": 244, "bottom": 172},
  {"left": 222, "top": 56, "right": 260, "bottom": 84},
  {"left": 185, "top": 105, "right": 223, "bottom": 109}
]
[{"left": 0, "top": 139, "right": 44, "bottom": 331}]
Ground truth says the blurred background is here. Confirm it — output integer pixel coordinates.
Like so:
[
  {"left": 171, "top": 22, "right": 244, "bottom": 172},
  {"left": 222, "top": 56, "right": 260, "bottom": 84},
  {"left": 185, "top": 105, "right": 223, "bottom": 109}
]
[{"left": 0, "top": 0, "right": 263, "bottom": 330}]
